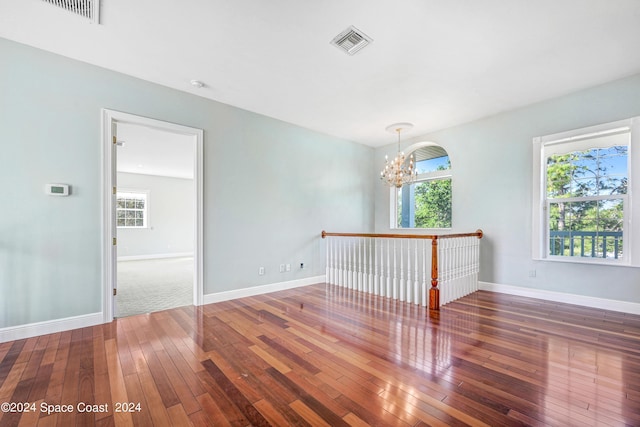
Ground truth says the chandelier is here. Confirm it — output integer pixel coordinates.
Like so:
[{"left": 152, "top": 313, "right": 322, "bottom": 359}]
[{"left": 380, "top": 122, "right": 417, "bottom": 188}]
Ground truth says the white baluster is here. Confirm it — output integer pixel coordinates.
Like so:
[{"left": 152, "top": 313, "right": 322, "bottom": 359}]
[
  {"left": 345, "top": 238, "right": 350, "bottom": 288},
  {"left": 349, "top": 239, "right": 356, "bottom": 289},
  {"left": 368, "top": 238, "right": 373, "bottom": 293},
  {"left": 330, "top": 237, "right": 335, "bottom": 285},
  {"left": 376, "top": 238, "right": 381, "bottom": 295},
  {"left": 393, "top": 239, "right": 398, "bottom": 300},
  {"left": 386, "top": 239, "right": 391, "bottom": 298},
  {"left": 448, "top": 238, "right": 454, "bottom": 303},
  {"left": 338, "top": 238, "right": 343, "bottom": 287},
  {"left": 332, "top": 237, "right": 337, "bottom": 285},
  {"left": 353, "top": 238, "right": 358, "bottom": 289},
  {"left": 358, "top": 238, "right": 363, "bottom": 291},
  {"left": 451, "top": 238, "right": 455, "bottom": 302},
  {"left": 341, "top": 238, "right": 347, "bottom": 288},
  {"left": 399, "top": 239, "right": 405, "bottom": 302},
  {"left": 356, "top": 238, "right": 360, "bottom": 290},
  {"left": 414, "top": 240, "right": 419, "bottom": 305},
  {"left": 325, "top": 236, "right": 329, "bottom": 284},
  {"left": 440, "top": 239, "right": 447, "bottom": 305},
  {"left": 335, "top": 239, "right": 339, "bottom": 286},
  {"left": 355, "top": 238, "right": 360, "bottom": 291},
  {"left": 466, "top": 238, "right": 472, "bottom": 294},
  {"left": 327, "top": 237, "right": 333, "bottom": 285},
  {"left": 372, "top": 239, "right": 377, "bottom": 295},
  {"left": 352, "top": 238, "right": 357, "bottom": 290},
  {"left": 343, "top": 238, "right": 347, "bottom": 288},
  {"left": 422, "top": 239, "right": 427, "bottom": 307}
]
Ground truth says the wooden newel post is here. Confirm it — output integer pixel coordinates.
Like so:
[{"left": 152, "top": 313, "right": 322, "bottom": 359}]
[{"left": 429, "top": 238, "right": 439, "bottom": 310}]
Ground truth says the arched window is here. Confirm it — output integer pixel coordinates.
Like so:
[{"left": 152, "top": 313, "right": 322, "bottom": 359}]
[{"left": 392, "top": 142, "right": 452, "bottom": 229}]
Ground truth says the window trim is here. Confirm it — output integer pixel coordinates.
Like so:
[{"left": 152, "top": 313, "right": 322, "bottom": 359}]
[
  {"left": 116, "top": 188, "right": 150, "bottom": 229},
  {"left": 389, "top": 141, "right": 452, "bottom": 230},
  {"left": 532, "top": 117, "right": 640, "bottom": 266}
]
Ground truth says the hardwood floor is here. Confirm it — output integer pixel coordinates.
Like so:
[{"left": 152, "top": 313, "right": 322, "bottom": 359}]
[{"left": 1, "top": 284, "right": 640, "bottom": 426}]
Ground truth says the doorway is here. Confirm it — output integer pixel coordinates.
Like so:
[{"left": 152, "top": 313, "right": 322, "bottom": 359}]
[{"left": 101, "top": 110, "right": 203, "bottom": 321}]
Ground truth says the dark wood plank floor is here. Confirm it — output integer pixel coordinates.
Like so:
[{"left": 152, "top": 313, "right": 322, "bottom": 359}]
[{"left": 1, "top": 284, "right": 640, "bottom": 426}]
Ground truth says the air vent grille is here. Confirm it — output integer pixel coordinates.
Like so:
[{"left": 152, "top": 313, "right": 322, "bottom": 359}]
[
  {"left": 41, "top": 0, "right": 100, "bottom": 23},
  {"left": 331, "top": 26, "right": 372, "bottom": 55}
]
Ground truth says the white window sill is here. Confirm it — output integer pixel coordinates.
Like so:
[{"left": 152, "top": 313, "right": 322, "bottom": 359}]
[{"left": 539, "top": 256, "right": 636, "bottom": 268}]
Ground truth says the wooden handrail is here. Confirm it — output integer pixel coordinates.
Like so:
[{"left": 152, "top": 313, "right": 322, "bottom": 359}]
[
  {"left": 321, "top": 229, "right": 483, "bottom": 311},
  {"left": 321, "top": 230, "right": 483, "bottom": 240}
]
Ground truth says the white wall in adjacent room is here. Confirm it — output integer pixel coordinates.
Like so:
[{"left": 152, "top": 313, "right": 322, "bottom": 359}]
[{"left": 116, "top": 172, "right": 194, "bottom": 259}]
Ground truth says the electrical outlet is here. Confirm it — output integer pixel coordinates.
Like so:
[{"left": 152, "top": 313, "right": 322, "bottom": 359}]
[
  {"left": 300, "top": 262, "right": 304, "bottom": 269},
  {"left": 279, "top": 264, "right": 285, "bottom": 273},
  {"left": 286, "top": 263, "right": 291, "bottom": 272},
  {"left": 258, "top": 267, "right": 265, "bottom": 275}
]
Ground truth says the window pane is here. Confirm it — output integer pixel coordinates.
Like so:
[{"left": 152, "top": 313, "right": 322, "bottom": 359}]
[
  {"left": 415, "top": 156, "right": 450, "bottom": 174},
  {"left": 397, "top": 178, "right": 451, "bottom": 228},
  {"left": 548, "top": 199, "right": 623, "bottom": 259},
  {"left": 135, "top": 219, "right": 143, "bottom": 227},
  {"left": 136, "top": 199, "right": 145, "bottom": 209},
  {"left": 547, "top": 145, "right": 627, "bottom": 198},
  {"left": 125, "top": 199, "right": 135, "bottom": 209}
]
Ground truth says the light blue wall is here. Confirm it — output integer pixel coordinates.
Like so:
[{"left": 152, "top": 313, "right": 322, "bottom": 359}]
[
  {"left": 375, "top": 73, "right": 640, "bottom": 303},
  {"left": 0, "top": 38, "right": 374, "bottom": 328},
  {"left": 4, "top": 34, "right": 639, "bottom": 331}
]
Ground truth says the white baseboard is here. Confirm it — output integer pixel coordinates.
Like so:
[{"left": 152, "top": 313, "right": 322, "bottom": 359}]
[
  {"left": 203, "top": 275, "right": 325, "bottom": 305},
  {"left": 0, "top": 312, "right": 104, "bottom": 343},
  {"left": 479, "top": 281, "right": 640, "bottom": 315},
  {"left": 118, "top": 252, "right": 193, "bottom": 262}
]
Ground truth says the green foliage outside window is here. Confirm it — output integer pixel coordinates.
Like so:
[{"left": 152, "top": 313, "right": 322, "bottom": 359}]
[{"left": 397, "top": 160, "right": 452, "bottom": 229}]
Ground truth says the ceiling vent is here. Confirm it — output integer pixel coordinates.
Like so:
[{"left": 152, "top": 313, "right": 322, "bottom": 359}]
[
  {"left": 41, "top": 0, "right": 100, "bottom": 24},
  {"left": 331, "top": 26, "right": 372, "bottom": 55}
]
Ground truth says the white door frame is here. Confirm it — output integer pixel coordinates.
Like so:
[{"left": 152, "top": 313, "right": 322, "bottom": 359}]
[{"left": 101, "top": 109, "right": 204, "bottom": 322}]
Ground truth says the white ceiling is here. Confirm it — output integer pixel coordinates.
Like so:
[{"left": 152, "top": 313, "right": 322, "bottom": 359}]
[
  {"left": 116, "top": 122, "right": 195, "bottom": 179},
  {"left": 2, "top": 0, "right": 640, "bottom": 147}
]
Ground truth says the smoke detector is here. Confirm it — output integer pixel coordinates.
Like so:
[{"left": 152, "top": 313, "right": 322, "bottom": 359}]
[
  {"left": 41, "top": 0, "right": 100, "bottom": 24},
  {"left": 330, "top": 26, "right": 373, "bottom": 55}
]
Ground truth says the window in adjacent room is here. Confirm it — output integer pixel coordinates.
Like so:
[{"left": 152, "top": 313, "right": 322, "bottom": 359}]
[
  {"left": 392, "top": 144, "right": 452, "bottom": 229},
  {"left": 116, "top": 190, "right": 148, "bottom": 228},
  {"left": 532, "top": 117, "right": 640, "bottom": 265}
]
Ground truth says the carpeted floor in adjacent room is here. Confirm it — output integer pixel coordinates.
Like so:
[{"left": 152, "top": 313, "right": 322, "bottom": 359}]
[{"left": 116, "top": 256, "right": 193, "bottom": 317}]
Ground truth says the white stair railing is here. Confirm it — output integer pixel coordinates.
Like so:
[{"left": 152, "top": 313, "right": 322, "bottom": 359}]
[{"left": 322, "top": 230, "right": 483, "bottom": 310}]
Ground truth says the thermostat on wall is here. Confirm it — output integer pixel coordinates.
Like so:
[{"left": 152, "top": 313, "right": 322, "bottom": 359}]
[{"left": 45, "top": 183, "right": 70, "bottom": 196}]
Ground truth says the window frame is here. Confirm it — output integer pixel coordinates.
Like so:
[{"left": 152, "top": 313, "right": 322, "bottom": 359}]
[
  {"left": 116, "top": 189, "right": 149, "bottom": 229},
  {"left": 532, "top": 117, "right": 640, "bottom": 266},
  {"left": 390, "top": 141, "right": 453, "bottom": 230}
]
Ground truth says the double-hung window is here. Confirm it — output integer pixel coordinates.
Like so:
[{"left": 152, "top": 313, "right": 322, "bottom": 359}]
[{"left": 533, "top": 117, "right": 640, "bottom": 265}]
